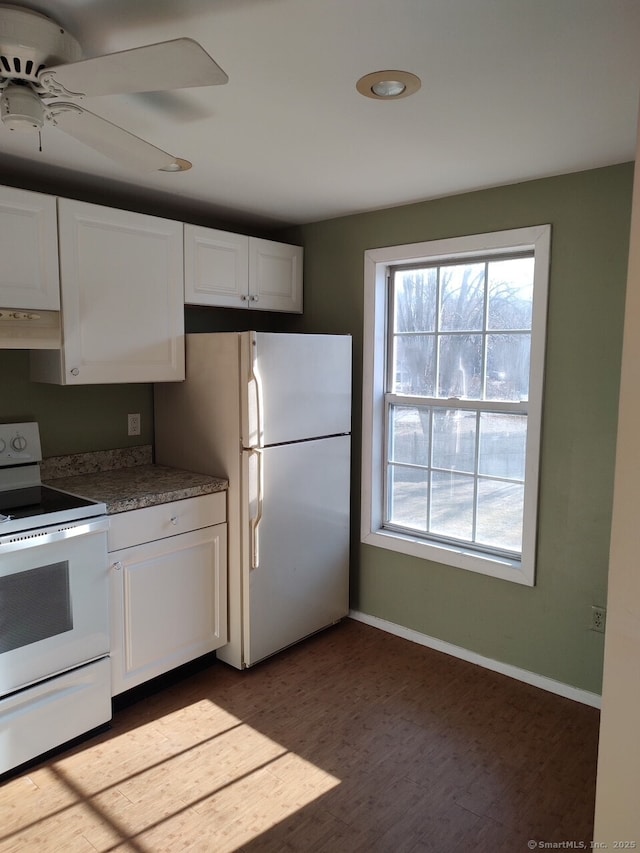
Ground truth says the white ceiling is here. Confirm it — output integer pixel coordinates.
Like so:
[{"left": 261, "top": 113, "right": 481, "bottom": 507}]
[{"left": 1, "top": 0, "right": 640, "bottom": 228}]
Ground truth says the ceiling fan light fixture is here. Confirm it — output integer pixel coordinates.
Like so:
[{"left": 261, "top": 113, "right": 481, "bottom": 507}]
[
  {"left": 0, "top": 84, "right": 44, "bottom": 131},
  {"left": 159, "top": 158, "right": 192, "bottom": 172},
  {"left": 356, "top": 70, "right": 421, "bottom": 100},
  {"left": 0, "top": 6, "right": 226, "bottom": 171}
]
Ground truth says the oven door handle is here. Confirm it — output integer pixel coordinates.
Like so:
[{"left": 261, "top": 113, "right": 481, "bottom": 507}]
[{"left": 0, "top": 517, "right": 109, "bottom": 554}]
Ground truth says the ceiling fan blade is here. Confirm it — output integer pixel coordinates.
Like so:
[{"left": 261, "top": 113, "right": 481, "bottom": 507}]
[
  {"left": 48, "top": 104, "right": 185, "bottom": 172},
  {"left": 40, "top": 38, "right": 228, "bottom": 98}
]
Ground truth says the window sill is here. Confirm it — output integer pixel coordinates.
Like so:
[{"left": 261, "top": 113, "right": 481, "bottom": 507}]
[{"left": 361, "top": 527, "right": 534, "bottom": 586}]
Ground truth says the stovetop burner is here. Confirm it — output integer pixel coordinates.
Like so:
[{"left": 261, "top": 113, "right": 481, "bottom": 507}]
[
  {"left": 0, "top": 422, "right": 107, "bottom": 537},
  {"left": 0, "top": 485, "right": 99, "bottom": 520}
]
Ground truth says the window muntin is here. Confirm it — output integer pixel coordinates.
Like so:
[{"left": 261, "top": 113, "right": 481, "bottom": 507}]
[
  {"left": 385, "top": 403, "right": 527, "bottom": 555},
  {"left": 389, "top": 254, "right": 534, "bottom": 401},
  {"left": 383, "top": 252, "right": 534, "bottom": 557},
  {"left": 385, "top": 254, "right": 533, "bottom": 559},
  {"left": 361, "top": 225, "right": 550, "bottom": 585}
]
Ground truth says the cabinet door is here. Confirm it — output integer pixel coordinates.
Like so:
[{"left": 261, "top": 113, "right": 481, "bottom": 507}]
[
  {"left": 110, "top": 523, "right": 227, "bottom": 696},
  {"left": 249, "top": 237, "right": 303, "bottom": 313},
  {"left": 35, "top": 199, "right": 184, "bottom": 384},
  {"left": 0, "top": 186, "right": 59, "bottom": 310},
  {"left": 184, "top": 224, "right": 249, "bottom": 308}
]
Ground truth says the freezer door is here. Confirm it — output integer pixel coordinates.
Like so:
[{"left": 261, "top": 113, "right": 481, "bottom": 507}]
[
  {"left": 242, "top": 435, "right": 350, "bottom": 667},
  {"left": 243, "top": 333, "right": 352, "bottom": 447}
]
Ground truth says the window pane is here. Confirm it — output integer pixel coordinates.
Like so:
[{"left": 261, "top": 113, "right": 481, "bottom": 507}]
[
  {"left": 486, "top": 333, "right": 531, "bottom": 401},
  {"left": 387, "top": 464, "right": 428, "bottom": 531},
  {"left": 476, "top": 479, "right": 524, "bottom": 552},
  {"left": 389, "top": 405, "right": 430, "bottom": 466},
  {"left": 487, "top": 258, "right": 533, "bottom": 331},
  {"left": 394, "top": 269, "right": 437, "bottom": 332},
  {"left": 478, "top": 413, "right": 527, "bottom": 479},
  {"left": 430, "top": 471, "right": 474, "bottom": 540},
  {"left": 393, "top": 334, "right": 435, "bottom": 394},
  {"left": 437, "top": 334, "right": 482, "bottom": 397},
  {"left": 432, "top": 409, "right": 476, "bottom": 473},
  {"left": 440, "top": 263, "right": 485, "bottom": 331}
]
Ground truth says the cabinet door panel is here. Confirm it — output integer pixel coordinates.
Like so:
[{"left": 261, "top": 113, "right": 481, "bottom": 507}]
[
  {"left": 54, "top": 199, "right": 184, "bottom": 384},
  {"left": 0, "top": 186, "right": 59, "bottom": 310},
  {"left": 249, "top": 237, "right": 303, "bottom": 313},
  {"left": 184, "top": 225, "right": 249, "bottom": 307},
  {"left": 110, "top": 524, "right": 227, "bottom": 695}
]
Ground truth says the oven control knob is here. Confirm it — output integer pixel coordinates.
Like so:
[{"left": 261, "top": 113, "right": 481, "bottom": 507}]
[{"left": 11, "top": 434, "right": 27, "bottom": 452}]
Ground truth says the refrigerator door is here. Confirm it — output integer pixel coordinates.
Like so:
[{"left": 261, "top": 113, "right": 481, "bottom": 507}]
[
  {"left": 242, "top": 434, "right": 350, "bottom": 667},
  {"left": 242, "top": 333, "right": 352, "bottom": 448}
]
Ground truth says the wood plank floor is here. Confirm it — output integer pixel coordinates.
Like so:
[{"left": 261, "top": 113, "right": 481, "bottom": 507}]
[{"left": 0, "top": 619, "right": 599, "bottom": 852}]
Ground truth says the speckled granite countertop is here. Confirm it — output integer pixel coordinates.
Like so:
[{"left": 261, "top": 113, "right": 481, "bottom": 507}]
[{"left": 42, "top": 446, "right": 227, "bottom": 514}]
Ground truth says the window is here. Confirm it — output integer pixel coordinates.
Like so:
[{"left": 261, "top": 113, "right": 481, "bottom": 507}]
[{"left": 361, "top": 226, "right": 550, "bottom": 585}]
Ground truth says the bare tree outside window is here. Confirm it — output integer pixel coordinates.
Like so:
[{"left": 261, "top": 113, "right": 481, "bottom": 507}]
[{"left": 386, "top": 254, "right": 534, "bottom": 556}]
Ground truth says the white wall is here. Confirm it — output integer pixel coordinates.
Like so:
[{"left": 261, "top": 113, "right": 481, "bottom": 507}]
[{"left": 593, "top": 111, "right": 640, "bottom": 841}]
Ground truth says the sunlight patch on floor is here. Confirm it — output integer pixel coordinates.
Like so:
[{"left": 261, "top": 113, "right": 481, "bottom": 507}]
[{"left": 0, "top": 702, "right": 341, "bottom": 853}]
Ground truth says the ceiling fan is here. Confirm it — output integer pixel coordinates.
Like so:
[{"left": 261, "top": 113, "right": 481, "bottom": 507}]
[{"left": 0, "top": 4, "right": 228, "bottom": 172}]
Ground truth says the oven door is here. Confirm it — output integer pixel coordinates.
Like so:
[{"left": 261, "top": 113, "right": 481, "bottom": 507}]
[{"left": 0, "top": 517, "right": 110, "bottom": 696}]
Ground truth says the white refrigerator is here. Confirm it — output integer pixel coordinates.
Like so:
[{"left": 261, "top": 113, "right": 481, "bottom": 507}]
[{"left": 154, "top": 332, "right": 352, "bottom": 669}]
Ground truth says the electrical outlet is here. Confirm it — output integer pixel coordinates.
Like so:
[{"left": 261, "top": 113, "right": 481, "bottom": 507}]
[
  {"left": 590, "top": 605, "right": 606, "bottom": 633},
  {"left": 127, "top": 413, "right": 141, "bottom": 436}
]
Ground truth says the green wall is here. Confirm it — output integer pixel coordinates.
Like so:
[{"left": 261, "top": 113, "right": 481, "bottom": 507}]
[
  {"left": 0, "top": 350, "right": 154, "bottom": 457},
  {"left": 284, "top": 163, "right": 633, "bottom": 695}
]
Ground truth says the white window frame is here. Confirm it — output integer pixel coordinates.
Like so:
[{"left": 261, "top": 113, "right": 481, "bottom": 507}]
[{"left": 361, "top": 225, "right": 551, "bottom": 586}]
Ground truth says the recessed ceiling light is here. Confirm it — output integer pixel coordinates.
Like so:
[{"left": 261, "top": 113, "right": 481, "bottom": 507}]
[
  {"left": 160, "top": 158, "right": 192, "bottom": 172},
  {"left": 356, "top": 70, "right": 421, "bottom": 100}
]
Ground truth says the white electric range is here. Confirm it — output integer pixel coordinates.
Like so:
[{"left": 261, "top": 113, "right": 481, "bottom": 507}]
[{"left": 0, "top": 421, "right": 111, "bottom": 776}]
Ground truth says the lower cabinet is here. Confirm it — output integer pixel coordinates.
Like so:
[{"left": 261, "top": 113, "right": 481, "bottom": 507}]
[{"left": 108, "top": 493, "right": 227, "bottom": 696}]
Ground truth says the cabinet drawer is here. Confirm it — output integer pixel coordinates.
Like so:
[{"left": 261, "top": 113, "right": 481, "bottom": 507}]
[{"left": 108, "top": 492, "right": 226, "bottom": 551}]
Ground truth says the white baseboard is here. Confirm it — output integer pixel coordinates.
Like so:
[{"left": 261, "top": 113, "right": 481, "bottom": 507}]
[{"left": 349, "top": 609, "right": 602, "bottom": 709}]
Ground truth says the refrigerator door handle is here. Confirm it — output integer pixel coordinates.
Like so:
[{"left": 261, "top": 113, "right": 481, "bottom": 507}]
[
  {"left": 247, "top": 334, "right": 264, "bottom": 448},
  {"left": 249, "top": 447, "right": 264, "bottom": 569}
]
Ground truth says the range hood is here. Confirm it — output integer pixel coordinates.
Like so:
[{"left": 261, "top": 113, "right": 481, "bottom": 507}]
[{"left": 0, "top": 308, "right": 61, "bottom": 349}]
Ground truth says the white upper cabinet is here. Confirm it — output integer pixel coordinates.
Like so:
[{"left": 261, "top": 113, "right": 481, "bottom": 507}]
[
  {"left": 184, "top": 226, "right": 249, "bottom": 308},
  {"left": 184, "top": 224, "right": 303, "bottom": 313},
  {"left": 0, "top": 186, "right": 60, "bottom": 310},
  {"left": 30, "top": 199, "right": 184, "bottom": 385},
  {"left": 249, "top": 237, "right": 303, "bottom": 313}
]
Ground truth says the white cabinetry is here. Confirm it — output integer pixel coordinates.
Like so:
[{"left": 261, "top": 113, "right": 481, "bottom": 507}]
[
  {"left": 249, "top": 236, "right": 303, "bottom": 313},
  {"left": 30, "top": 199, "right": 185, "bottom": 384},
  {"left": 0, "top": 185, "right": 59, "bottom": 310},
  {"left": 184, "top": 224, "right": 303, "bottom": 313},
  {"left": 109, "top": 492, "right": 227, "bottom": 696},
  {"left": 184, "top": 227, "right": 248, "bottom": 308}
]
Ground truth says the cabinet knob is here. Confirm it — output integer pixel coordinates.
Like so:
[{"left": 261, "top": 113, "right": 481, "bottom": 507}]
[
  {"left": 240, "top": 294, "right": 248, "bottom": 301},
  {"left": 112, "top": 561, "right": 123, "bottom": 571},
  {"left": 250, "top": 294, "right": 259, "bottom": 302},
  {"left": 170, "top": 515, "right": 178, "bottom": 525},
  {"left": 70, "top": 367, "right": 80, "bottom": 376}
]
